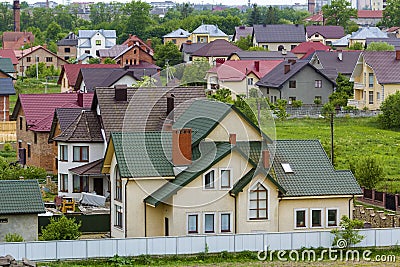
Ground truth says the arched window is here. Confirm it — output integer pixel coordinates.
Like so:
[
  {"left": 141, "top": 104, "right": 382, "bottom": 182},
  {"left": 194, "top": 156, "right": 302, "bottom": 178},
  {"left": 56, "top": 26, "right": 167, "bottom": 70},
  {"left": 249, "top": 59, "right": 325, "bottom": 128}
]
[
  {"left": 115, "top": 165, "right": 122, "bottom": 201},
  {"left": 278, "top": 45, "right": 285, "bottom": 51},
  {"left": 249, "top": 182, "right": 268, "bottom": 220}
]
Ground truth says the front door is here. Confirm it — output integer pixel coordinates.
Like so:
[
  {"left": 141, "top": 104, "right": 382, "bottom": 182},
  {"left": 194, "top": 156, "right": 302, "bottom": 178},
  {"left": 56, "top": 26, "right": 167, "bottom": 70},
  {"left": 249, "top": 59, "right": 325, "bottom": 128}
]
[{"left": 93, "top": 178, "right": 103, "bottom": 195}]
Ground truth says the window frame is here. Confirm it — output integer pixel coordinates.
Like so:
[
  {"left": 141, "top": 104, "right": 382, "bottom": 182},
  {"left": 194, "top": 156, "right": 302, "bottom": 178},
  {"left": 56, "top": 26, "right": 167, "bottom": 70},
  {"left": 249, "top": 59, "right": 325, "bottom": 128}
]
[
  {"left": 326, "top": 208, "right": 339, "bottom": 228},
  {"left": 73, "top": 146, "right": 89, "bottom": 162},
  {"left": 247, "top": 77, "right": 254, "bottom": 85},
  {"left": 294, "top": 208, "right": 308, "bottom": 229},
  {"left": 115, "top": 165, "right": 122, "bottom": 201},
  {"left": 72, "top": 174, "right": 89, "bottom": 193},
  {"left": 27, "top": 143, "right": 31, "bottom": 158},
  {"left": 315, "top": 80, "right": 322, "bottom": 88},
  {"left": 203, "top": 212, "right": 216, "bottom": 234},
  {"left": 369, "top": 73, "right": 374, "bottom": 87},
  {"left": 310, "top": 208, "right": 323, "bottom": 228},
  {"left": 289, "top": 80, "right": 296, "bottom": 88},
  {"left": 369, "top": 91, "right": 374, "bottom": 104},
  {"left": 203, "top": 169, "right": 216, "bottom": 190},
  {"left": 45, "top": 57, "right": 53, "bottom": 62},
  {"left": 95, "top": 40, "right": 101, "bottom": 46},
  {"left": 64, "top": 47, "right": 70, "bottom": 53},
  {"left": 219, "top": 212, "right": 233, "bottom": 233},
  {"left": 187, "top": 213, "right": 199, "bottom": 234},
  {"left": 59, "top": 173, "right": 68, "bottom": 192},
  {"left": 220, "top": 168, "right": 232, "bottom": 189},
  {"left": 248, "top": 180, "right": 269, "bottom": 221},
  {"left": 59, "top": 145, "right": 68, "bottom": 161},
  {"left": 114, "top": 204, "right": 123, "bottom": 228}
]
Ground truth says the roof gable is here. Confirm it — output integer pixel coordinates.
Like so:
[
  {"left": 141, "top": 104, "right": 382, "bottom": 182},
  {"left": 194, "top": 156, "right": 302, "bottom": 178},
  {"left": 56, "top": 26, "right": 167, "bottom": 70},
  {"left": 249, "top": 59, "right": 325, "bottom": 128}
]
[
  {"left": 0, "top": 78, "right": 16, "bottom": 95},
  {"left": 306, "top": 26, "right": 345, "bottom": 39},
  {"left": 291, "top": 42, "right": 331, "bottom": 54},
  {"left": 362, "top": 51, "right": 400, "bottom": 84},
  {"left": 313, "top": 50, "right": 362, "bottom": 76},
  {"left": 192, "top": 39, "right": 242, "bottom": 57},
  {"left": 350, "top": 27, "right": 387, "bottom": 40},
  {"left": 0, "top": 58, "right": 16, "bottom": 73},
  {"left": 58, "top": 64, "right": 120, "bottom": 87},
  {"left": 0, "top": 180, "right": 45, "bottom": 215},
  {"left": 192, "top": 24, "right": 228, "bottom": 37},
  {"left": 163, "top": 28, "right": 191, "bottom": 38}
]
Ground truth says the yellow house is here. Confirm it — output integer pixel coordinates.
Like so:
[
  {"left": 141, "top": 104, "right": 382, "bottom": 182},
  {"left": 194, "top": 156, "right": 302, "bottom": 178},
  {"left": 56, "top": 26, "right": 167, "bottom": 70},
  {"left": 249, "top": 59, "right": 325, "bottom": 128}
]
[
  {"left": 102, "top": 99, "right": 362, "bottom": 238},
  {"left": 163, "top": 28, "right": 191, "bottom": 48},
  {"left": 350, "top": 51, "right": 400, "bottom": 110},
  {"left": 190, "top": 24, "right": 229, "bottom": 44}
]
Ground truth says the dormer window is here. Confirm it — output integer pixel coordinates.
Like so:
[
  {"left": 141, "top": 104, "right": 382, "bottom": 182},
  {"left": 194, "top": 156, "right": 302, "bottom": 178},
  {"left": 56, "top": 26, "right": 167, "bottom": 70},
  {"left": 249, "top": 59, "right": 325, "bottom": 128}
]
[{"left": 281, "top": 163, "right": 293, "bottom": 173}]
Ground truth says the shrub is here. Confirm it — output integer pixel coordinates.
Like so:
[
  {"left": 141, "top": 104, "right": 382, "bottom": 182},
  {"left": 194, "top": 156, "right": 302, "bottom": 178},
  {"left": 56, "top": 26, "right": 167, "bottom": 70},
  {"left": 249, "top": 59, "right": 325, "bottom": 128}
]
[
  {"left": 314, "top": 98, "right": 322, "bottom": 105},
  {"left": 331, "top": 215, "right": 364, "bottom": 248},
  {"left": 3, "top": 143, "right": 12, "bottom": 152},
  {"left": 291, "top": 100, "right": 303, "bottom": 108},
  {"left": 378, "top": 91, "right": 400, "bottom": 129},
  {"left": 350, "top": 156, "right": 384, "bottom": 189},
  {"left": 4, "top": 233, "right": 24, "bottom": 242},
  {"left": 40, "top": 216, "right": 81, "bottom": 241}
]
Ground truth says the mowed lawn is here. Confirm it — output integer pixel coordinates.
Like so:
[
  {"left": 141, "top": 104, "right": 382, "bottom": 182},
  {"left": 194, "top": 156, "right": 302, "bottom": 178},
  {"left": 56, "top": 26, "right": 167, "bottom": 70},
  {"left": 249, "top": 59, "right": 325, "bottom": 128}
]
[{"left": 274, "top": 117, "right": 400, "bottom": 193}]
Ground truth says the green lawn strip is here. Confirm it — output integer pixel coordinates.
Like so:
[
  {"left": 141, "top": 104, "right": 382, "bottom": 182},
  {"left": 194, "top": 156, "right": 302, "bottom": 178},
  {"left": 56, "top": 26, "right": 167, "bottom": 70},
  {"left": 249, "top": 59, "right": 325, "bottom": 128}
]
[
  {"left": 273, "top": 117, "right": 400, "bottom": 193},
  {"left": 36, "top": 246, "right": 400, "bottom": 266}
]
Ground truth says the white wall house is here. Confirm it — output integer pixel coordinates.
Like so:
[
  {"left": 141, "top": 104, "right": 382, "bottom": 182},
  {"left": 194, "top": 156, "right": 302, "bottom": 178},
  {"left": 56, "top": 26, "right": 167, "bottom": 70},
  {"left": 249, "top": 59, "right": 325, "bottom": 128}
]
[{"left": 77, "top": 29, "right": 117, "bottom": 59}]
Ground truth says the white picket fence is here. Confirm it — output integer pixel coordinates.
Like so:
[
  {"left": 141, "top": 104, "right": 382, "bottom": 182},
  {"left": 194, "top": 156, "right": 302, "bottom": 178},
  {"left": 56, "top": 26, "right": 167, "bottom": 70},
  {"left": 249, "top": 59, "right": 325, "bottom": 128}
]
[{"left": 0, "top": 228, "right": 399, "bottom": 261}]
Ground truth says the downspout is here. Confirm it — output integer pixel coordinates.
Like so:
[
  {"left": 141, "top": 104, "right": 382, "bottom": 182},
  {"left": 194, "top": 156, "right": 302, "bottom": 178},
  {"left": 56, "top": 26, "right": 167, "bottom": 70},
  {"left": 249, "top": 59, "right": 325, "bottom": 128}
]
[
  {"left": 144, "top": 202, "right": 147, "bottom": 237},
  {"left": 124, "top": 180, "right": 128, "bottom": 238},
  {"left": 349, "top": 195, "right": 354, "bottom": 218},
  {"left": 230, "top": 193, "right": 237, "bottom": 234}
]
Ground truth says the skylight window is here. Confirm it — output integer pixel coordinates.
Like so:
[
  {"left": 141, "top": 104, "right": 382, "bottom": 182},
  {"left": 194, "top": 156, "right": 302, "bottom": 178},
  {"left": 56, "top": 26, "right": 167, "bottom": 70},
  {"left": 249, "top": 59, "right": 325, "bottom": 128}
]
[{"left": 281, "top": 163, "right": 293, "bottom": 173}]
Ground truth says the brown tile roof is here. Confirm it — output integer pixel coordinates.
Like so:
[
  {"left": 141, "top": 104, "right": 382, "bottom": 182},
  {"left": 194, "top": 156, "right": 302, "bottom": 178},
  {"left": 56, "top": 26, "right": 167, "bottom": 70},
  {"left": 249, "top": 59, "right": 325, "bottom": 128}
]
[
  {"left": 357, "top": 10, "right": 383, "bottom": 18},
  {"left": 2, "top": 32, "right": 34, "bottom": 50},
  {"left": 54, "top": 110, "right": 103, "bottom": 142},
  {"left": 228, "top": 51, "right": 297, "bottom": 60},
  {"left": 69, "top": 159, "right": 104, "bottom": 175},
  {"left": 122, "top": 34, "right": 154, "bottom": 55},
  {"left": 233, "top": 26, "right": 253, "bottom": 41},
  {"left": 99, "top": 45, "right": 128, "bottom": 58},
  {"left": 306, "top": 26, "right": 345, "bottom": 39},
  {"left": 291, "top": 42, "right": 331, "bottom": 54},
  {"left": 0, "top": 49, "right": 18, "bottom": 65},
  {"left": 180, "top": 42, "right": 207, "bottom": 54},
  {"left": 192, "top": 39, "right": 242, "bottom": 57},
  {"left": 313, "top": 50, "right": 361, "bottom": 77},
  {"left": 48, "top": 108, "right": 84, "bottom": 142},
  {"left": 57, "top": 64, "right": 120, "bottom": 87},
  {"left": 92, "top": 86, "right": 206, "bottom": 141},
  {"left": 363, "top": 51, "right": 400, "bottom": 84}
]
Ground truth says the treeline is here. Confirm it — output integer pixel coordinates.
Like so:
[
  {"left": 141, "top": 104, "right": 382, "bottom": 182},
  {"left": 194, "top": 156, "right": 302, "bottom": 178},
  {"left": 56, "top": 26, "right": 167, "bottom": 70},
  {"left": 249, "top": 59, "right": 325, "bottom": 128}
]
[{"left": 0, "top": 1, "right": 310, "bottom": 52}]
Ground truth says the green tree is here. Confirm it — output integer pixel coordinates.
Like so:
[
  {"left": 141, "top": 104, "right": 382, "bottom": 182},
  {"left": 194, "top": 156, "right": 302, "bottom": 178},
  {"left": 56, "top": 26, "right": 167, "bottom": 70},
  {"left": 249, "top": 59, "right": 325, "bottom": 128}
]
[
  {"left": 381, "top": 0, "right": 400, "bottom": 27},
  {"left": 247, "top": 4, "right": 262, "bottom": 26},
  {"left": 331, "top": 215, "right": 364, "bottom": 248},
  {"left": 235, "top": 35, "right": 253, "bottom": 50},
  {"left": 25, "top": 63, "right": 60, "bottom": 79},
  {"left": 176, "top": 3, "right": 194, "bottom": 19},
  {"left": 87, "top": 58, "right": 101, "bottom": 64},
  {"left": 274, "top": 99, "right": 289, "bottom": 120},
  {"left": 123, "top": 1, "right": 153, "bottom": 39},
  {"left": 336, "top": 73, "right": 354, "bottom": 97},
  {"left": 366, "top": 42, "right": 395, "bottom": 51},
  {"left": 40, "top": 216, "right": 81, "bottom": 241},
  {"left": 378, "top": 91, "right": 400, "bottom": 129},
  {"left": 348, "top": 42, "right": 364, "bottom": 50},
  {"left": 350, "top": 156, "right": 384, "bottom": 189},
  {"left": 154, "top": 41, "right": 182, "bottom": 67},
  {"left": 104, "top": 58, "right": 116, "bottom": 64},
  {"left": 322, "top": 0, "right": 357, "bottom": 31},
  {"left": 0, "top": 156, "right": 47, "bottom": 180},
  {"left": 264, "top": 6, "right": 279, "bottom": 24},
  {"left": 0, "top": 3, "right": 13, "bottom": 32},
  {"left": 46, "top": 21, "right": 62, "bottom": 41},
  {"left": 181, "top": 59, "right": 210, "bottom": 85}
]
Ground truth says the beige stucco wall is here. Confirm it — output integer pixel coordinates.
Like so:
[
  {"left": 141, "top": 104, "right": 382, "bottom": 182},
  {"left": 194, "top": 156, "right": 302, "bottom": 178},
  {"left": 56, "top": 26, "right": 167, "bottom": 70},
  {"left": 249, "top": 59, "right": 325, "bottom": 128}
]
[
  {"left": 256, "top": 42, "right": 300, "bottom": 51},
  {"left": 207, "top": 110, "right": 262, "bottom": 142},
  {"left": 278, "top": 196, "right": 353, "bottom": 232},
  {"left": 164, "top": 37, "right": 189, "bottom": 48},
  {"left": 0, "top": 214, "right": 39, "bottom": 241}
]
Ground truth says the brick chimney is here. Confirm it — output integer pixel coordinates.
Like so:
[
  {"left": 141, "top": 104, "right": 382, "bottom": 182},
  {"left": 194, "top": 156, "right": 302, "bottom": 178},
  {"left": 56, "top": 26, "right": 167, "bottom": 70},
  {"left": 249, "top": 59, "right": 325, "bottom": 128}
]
[
  {"left": 172, "top": 128, "right": 192, "bottom": 166},
  {"left": 114, "top": 84, "right": 127, "bottom": 101},
  {"left": 254, "top": 61, "right": 260, "bottom": 72},
  {"left": 396, "top": 50, "right": 400, "bottom": 60},
  {"left": 262, "top": 150, "right": 270, "bottom": 169},
  {"left": 229, "top": 133, "right": 236, "bottom": 145},
  {"left": 77, "top": 92, "right": 83, "bottom": 107},
  {"left": 186, "top": 40, "right": 192, "bottom": 45},
  {"left": 13, "top": 0, "right": 20, "bottom": 32},
  {"left": 284, "top": 64, "right": 291, "bottom": 74}
]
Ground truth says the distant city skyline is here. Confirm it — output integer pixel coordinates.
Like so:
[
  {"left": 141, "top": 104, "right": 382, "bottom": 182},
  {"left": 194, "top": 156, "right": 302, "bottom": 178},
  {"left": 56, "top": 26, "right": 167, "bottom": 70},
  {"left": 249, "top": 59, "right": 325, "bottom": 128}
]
[{"left": 19, "top": 0, "right": 308, "bottom": 7}]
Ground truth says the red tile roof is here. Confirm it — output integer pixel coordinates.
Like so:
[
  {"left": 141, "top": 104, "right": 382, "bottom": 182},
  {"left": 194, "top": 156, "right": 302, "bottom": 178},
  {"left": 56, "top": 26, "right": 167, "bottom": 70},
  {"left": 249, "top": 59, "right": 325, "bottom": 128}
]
[
  {"left": 291, "top": 42, "right": 331, "bottom": 54},
  {"left": 387, "top": 27, "right": 400, "bottom": 33},
  {"left": 357, "top": 10, "right": 383, "bottom": 18},
  {"left": 16, "top": 93, "right": 93, "bottom": 132},
  {"left": 208, "top": 60, "right": 282, "bottom": 81},
  {"left": 304, "top": 13, "right": 323, "bottom": 23},
  {"left": 2, "top": 32, "right": 34, "bottom": 50},
  {"left": 58, "top": 64, "right": 120, "bottom": 87},
  {"left": 0, "top": 49, "right": 18, "bottom": 65}
]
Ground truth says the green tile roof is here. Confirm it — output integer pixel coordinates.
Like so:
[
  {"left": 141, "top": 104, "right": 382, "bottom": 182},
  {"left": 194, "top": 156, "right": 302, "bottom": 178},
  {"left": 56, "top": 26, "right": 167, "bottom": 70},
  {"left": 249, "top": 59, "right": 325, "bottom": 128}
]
[
  {"left": 145, "top": 142, "right": 233, "bottom": 207},
  {"left": 174, "top": 99, "right": 232, "bottom": 145},
  {"left": 0, "top": 58, "right": 16, "bottom": 73},
  {"left": 0, "top": 180, "right": 45, "bottom": 215},
  {"left": 111, "top": 132, "right": 174, "bottom": 178},
  {"left": 273, "top": 140, "right": 362, "bottom": 197}
]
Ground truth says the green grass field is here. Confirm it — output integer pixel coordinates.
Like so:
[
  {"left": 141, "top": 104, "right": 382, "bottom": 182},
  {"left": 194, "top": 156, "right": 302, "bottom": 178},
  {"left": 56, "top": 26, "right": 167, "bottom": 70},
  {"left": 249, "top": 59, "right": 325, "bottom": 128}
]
[
  {"left": 274, "top": 117, "right": 400, "bottom": 193},
  {"left": 10, "top": 78, "right": 60, "bottom": 114}
]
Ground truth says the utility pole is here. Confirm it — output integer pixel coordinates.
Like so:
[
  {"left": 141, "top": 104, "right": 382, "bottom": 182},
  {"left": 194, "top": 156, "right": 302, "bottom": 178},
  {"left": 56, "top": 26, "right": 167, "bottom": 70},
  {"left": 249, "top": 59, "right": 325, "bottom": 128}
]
[{"left": 330, "top": 112, "right": 334, "bottom": 165}]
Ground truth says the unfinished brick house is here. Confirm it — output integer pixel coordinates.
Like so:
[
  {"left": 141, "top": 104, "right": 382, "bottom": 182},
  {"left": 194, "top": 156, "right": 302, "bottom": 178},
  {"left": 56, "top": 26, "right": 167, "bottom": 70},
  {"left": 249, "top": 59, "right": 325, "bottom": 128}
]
[{"left": 11, "top": 93, "right": 93, "bottom": 173}]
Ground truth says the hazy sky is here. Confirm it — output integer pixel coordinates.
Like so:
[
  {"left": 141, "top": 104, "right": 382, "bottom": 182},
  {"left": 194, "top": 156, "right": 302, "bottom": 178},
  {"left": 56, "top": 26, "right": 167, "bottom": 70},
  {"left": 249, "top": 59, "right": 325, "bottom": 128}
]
[{"left": 22, "top": 0, "right": 308, "bottom": 7}]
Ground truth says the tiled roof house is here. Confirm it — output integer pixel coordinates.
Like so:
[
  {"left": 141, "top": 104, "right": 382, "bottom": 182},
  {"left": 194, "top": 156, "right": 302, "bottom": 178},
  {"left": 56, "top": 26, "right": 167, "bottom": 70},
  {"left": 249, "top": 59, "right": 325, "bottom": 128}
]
[
  {"left": 77, "top": 29, "right": 117, "bottom": 58},
  {"left": 102, "top": 99, "right": 361, "bottom": 238},
  {"left": 191, "top": 39, "right": 242, "bottom": 65},
  {"left": 306, "top": 25, "right": 345, "bottom": 45}
]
